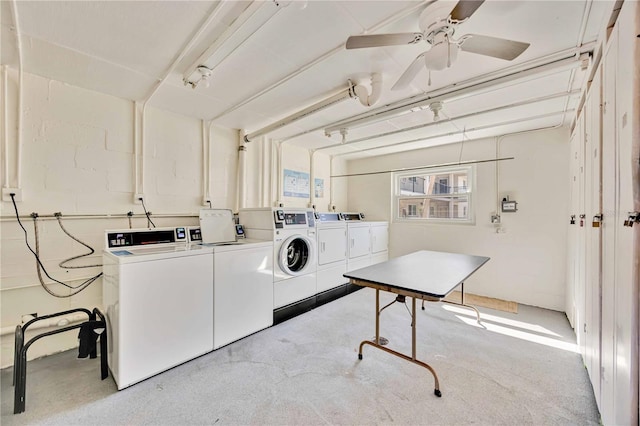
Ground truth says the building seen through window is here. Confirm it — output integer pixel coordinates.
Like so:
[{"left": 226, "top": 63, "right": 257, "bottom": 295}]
[{"left": 396, "top": 167, "right": 472, "bottom": 221}]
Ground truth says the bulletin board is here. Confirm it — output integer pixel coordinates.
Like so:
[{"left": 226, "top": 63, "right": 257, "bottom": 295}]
[{"left": 283, "top": 169, "right": 310, "bottom": 198}]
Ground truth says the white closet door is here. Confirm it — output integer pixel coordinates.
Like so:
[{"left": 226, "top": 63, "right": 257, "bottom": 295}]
[
  {"left": 600, "top": 26, "right": 617, "bottom": 426},
  {"left": 576, "top": 113, "right": 587, "bottom": 358},
  {"left": 613, "top": 5, "right": 638, "bottom": 423},
  {"left": 566, "top": 131, "right": 580, "bottom": 328},
  {"left": 584, "top": 67, "right": 603, "bottom": 408}
]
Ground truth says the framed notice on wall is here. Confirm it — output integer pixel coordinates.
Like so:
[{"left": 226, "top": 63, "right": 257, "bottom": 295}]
[
  {"left": 283, "top": 169, "right": 310, "bottom": 198},
  {"left": 314, "top": 178, "right": 324, "bottom": 198}
]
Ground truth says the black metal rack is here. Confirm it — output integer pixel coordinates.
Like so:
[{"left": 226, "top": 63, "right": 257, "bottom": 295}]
[{"left": 13, "top": 307, "right": 108, "bottom": 414}]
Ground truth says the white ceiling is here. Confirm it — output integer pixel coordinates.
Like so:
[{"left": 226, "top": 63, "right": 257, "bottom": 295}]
[{"left": 1, "top": 1, "right": 614, "bottom": 159}]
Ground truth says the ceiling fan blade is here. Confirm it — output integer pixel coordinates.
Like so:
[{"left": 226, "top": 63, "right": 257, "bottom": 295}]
[
  {"left": 450, "top": 0, "right": 485, "bottom": 21},
  {"left": 460, "top": 34, "right": 530, "bottom": 60},
  {"left": 346, "top": 33, "right": 423, "bottom": 49},
  {"left": 392, "top": 53, "right": 426, "bottom": 91}
]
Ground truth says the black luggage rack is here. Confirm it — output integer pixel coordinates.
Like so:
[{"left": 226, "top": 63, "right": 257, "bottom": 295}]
[{"left": 13, "top": 307, "right": 108, "bottom": 414}]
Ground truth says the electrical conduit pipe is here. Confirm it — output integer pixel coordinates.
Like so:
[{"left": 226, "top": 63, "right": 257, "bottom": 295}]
[
  {"left": 3, "top": 65, "right": 9, "bottom": 189},
  {"left": 236, "top": 130, "right": 247, "bottom": 212},
  {"left": 309, "top": 150, "right": 316, "bottom": 209},
  {"left": 353, "top": 73, "right": 382, "bottom": 107},
  {"left": 8, "top": 0, "right": 23, "bottom": 190},
  {"left": 202, "top": 120, "right": 211, "bottom": 206}
]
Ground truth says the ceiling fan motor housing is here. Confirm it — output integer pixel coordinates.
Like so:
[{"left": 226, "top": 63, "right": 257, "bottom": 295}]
[
  {"left": 418, "top": 1, "right": 458, "bottom": 32},
  {"left": 424, "top": 33, "right": 459, "bottom": 71}
]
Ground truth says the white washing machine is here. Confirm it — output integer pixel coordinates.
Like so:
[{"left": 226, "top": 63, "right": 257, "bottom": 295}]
[
  {"left": 103, "top": 227, "right": 214, "bottom": 390},
  {"left": 315, "top": 212, "right": 348, "bottom": 293},
  {"left": 197, "top": 209, "right": 274, "bottom": 350},
  {"left": 239, "top": 207, "right": 317, "bottom": 310}
]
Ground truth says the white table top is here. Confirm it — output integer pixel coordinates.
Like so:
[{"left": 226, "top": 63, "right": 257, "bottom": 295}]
[{"left": 343, "top": 250, "right": 490, "bottom": 298}]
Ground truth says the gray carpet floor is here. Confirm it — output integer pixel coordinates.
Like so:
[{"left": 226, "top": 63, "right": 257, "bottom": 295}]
[{"left": 1, "top": 287, "right": 600, "bottom": 425}]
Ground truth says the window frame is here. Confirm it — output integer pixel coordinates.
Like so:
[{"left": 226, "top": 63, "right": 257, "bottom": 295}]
[{"left": 393, "top": 165, "right": 475, "bottom": 224}]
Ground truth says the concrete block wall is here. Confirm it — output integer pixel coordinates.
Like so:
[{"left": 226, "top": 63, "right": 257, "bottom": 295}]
[{"left": 0, "top": 71, "right": 239, "bottom": 367}]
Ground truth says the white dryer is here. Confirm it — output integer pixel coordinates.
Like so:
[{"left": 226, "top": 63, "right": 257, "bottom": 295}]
[
  {"left": 315, "top": 212, "right": 347, "bottom": 294},
  {"left": 343, "top": 212, "right": 372, "bottom": 272},
  {"left": 239, "top": 208, "right": 317, "bottom": 312},
  {"left": 343, "top": 213, "right": 389, "bottom": 271},
  {"left": 370, "top": 221, "right": 389, "bottom": 265}
]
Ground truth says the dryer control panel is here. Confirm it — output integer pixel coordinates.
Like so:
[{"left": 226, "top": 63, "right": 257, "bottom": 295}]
[
  {"left": 342, "top": 212, "right": 365, "bottom": 221},
  {"left": 315, "top": 212, "right": 344, "bottom": 222}
]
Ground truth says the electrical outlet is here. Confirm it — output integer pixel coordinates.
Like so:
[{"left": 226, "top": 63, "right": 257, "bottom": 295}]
[
  {"left": 134, "top": 194, "right": 144, "bottom": 204},
  {"left": 2, "top": 188, "right": 23, "bottom": 202}
]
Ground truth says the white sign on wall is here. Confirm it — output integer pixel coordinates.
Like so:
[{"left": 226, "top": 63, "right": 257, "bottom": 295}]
[
  {"left": 315, "top": 178, "right": 324, "bottom": 198},
  {"left": 283, "top": 169, "right": 310, "bottom": 198}
]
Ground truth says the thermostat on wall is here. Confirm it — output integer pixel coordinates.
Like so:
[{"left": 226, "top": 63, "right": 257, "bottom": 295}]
[{"left": 501, "top": 198, "right": 518, "bottom": 212}]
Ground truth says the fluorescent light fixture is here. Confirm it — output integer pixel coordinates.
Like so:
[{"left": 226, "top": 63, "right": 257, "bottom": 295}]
[{"left": 182, "top": 1, "right": 280, "bottom": 89}]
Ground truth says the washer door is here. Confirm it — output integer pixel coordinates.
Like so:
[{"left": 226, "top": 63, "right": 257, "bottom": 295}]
[{"left": 278, "top": 234, "right": 314, "bottom": 276}]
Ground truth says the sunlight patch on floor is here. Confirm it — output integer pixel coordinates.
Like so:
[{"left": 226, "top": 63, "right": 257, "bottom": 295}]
[{"left": 442, "top": 304, "right": 578, "bottom": 353}]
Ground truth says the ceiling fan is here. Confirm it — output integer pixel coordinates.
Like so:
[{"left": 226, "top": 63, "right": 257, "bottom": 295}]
[{"left": 345, "top": 0, "right": 531, "bottom": 90}]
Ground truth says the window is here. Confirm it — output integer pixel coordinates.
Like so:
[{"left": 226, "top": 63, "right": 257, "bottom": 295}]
[{"left": 395, "top": 165, "right": 473, "bottom": 223}]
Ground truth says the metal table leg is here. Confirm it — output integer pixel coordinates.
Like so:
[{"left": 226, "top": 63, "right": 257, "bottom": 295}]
[
  {"left": 358, "top": 290, "right": 442, "bottom": 397},
  {"left": 422, "top": 282, "right": 481, "bottom": 323}
]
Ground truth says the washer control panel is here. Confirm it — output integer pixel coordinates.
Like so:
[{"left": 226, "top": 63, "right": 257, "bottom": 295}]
[
  {"left": 106, "top": 227, "right": 188, "bottom": 249},
  {"left": 273, "top": 209, "right": 315, "bottom": 229}
]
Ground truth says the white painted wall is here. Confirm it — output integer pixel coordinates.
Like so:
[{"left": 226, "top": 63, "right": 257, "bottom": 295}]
[
  {"left": 346, "top": 127, "right": 570, "bottom": 310},
  {"left": 0, "top": 71, "right": 238, "bottom": 367}
]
